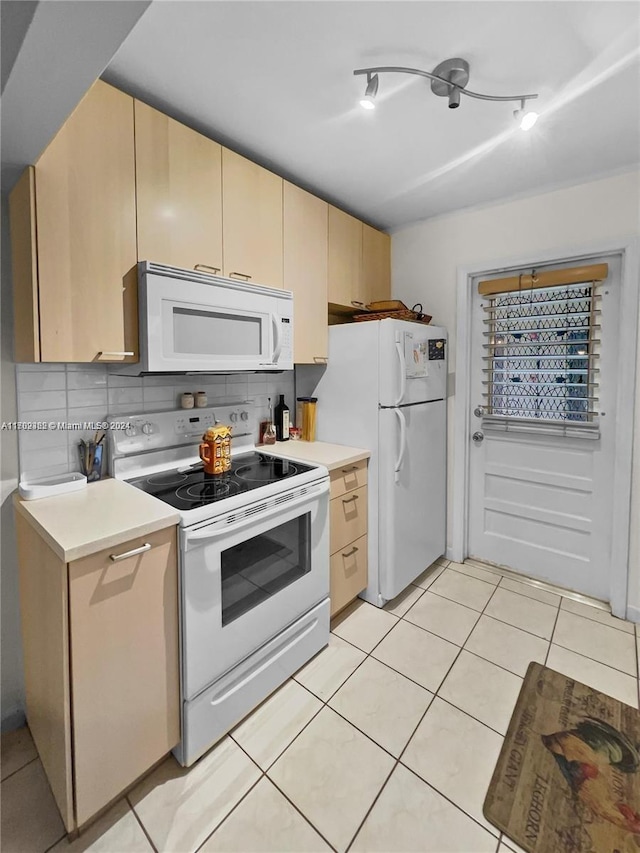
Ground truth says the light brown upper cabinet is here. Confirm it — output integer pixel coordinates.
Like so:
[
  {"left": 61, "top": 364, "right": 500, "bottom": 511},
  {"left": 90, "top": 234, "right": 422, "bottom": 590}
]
[
  {"left": 9, "top": 168, "right": 40, "bottom": 362},
  {"left": 283, "top": 183, "right": 329, "bottom": 363},
  {"left": 362, "top": 224, "right": 391, "bottom": 304},
  {"left": 328, "top": 206, "right": 363, "bottom": 307},
  {"left": 135, "top": 101, "right": 223, "bottom": 274},
  {"left": 222, "top": 149, "right": 283, "bottom": 288},
  {"left": 33, "top": 80, "right": 138, "bottom": 362}
]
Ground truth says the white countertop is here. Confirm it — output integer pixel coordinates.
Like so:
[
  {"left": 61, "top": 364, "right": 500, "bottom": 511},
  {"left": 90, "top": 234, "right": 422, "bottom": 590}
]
[
  {"left": 13, "top": 478, "right": 180, "bottom": 563},
  {"left": 257, "top": 440, "right": 370, "bottom": 472}
]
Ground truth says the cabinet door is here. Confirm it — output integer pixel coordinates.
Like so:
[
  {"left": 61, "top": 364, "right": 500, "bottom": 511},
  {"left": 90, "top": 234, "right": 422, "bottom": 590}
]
[
  {"left": 135, "top": 101, "right": 223, "bottom": 273},
  {"left": 328, "top": 206, "right": 362, "bottom": 307},
  {"left": 362, "top": 224, "right": 391, "bottom": 304},
  {"left": 283, "top": 182, "right": 328, "bottom": 363},
  {"left": 330, "top": 485, "right": 368, "bottom": 554},
  {"left": 330, "top": 534, "right": 368, "bottom": 617},
  {"left": 35, "top": 80, "right": 138, "bottom": 362},
  {"left": 69, "top": 527, "right": 179, "bottom": 826},
  {"left": 9, "top": 167, "right": 40, "bottom": 362},
  {"left": 222, "top": 149, "right": 283, "bottom": 288}
]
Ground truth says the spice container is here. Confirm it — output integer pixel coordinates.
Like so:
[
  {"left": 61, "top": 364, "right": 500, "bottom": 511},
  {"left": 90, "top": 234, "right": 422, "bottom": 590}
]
[
  {"left": 195, "top": 391, "right": 207, "bottom": 408},
  {"left": 181, "top": 392, "right": 195, "bottom": 409}
]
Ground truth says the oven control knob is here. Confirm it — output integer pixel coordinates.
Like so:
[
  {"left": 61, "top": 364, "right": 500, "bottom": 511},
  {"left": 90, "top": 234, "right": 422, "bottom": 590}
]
[
  {"left": 230, "top": 412, "right": 238, "bottom": 423},
  {"left": 240, "top": 411, "right": 249, "bottom": 421},
  {"left": 141, "top": 422, "right": 155, "bottom": 435},
  {"left": 125, "top": 425, "right": 138, "bottom": 437}
]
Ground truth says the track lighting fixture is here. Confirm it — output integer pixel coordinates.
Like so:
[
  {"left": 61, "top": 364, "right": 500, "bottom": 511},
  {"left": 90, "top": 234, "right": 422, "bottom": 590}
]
[
  {"left": 355, "top": 57, "right": 539, "bottom": 128},
  {"left": 359, "top": 73, "right": 379, "bottom": 110}
]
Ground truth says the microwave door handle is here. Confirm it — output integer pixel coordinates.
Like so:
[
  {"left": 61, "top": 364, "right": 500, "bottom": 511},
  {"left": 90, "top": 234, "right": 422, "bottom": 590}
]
[
  {"left": 272, "top": 314, "right": 283, "bottom": 364},
  {"left": 395, "top": 334, "right": 407, "bottom": 406}
]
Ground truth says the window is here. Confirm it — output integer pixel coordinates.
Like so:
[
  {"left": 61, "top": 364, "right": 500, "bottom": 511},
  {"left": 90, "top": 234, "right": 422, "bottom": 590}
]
[{"left": 483, "top": 281, "right": 600, "bottom": 424}]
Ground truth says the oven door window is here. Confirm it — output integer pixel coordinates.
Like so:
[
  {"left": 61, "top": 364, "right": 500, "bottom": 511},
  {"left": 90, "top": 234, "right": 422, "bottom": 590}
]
[{"left": 221, "top": 513, "right": 312, "bottom": 626}]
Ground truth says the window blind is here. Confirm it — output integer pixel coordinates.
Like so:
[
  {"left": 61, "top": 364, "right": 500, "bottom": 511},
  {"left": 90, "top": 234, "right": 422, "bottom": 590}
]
[{"left": 481, "top": 280, "right": 601, "bottom": 428}]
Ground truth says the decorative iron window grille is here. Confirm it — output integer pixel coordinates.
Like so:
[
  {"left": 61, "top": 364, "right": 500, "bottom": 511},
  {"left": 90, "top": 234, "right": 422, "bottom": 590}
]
[{"left": 482, "top": 281, "right": 600, "bottom": 424}]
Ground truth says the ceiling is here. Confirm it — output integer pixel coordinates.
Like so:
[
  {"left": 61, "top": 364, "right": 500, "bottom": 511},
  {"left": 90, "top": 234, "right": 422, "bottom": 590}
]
[{"left": 105, "top": 1, "right": 640, "bottom": 230}]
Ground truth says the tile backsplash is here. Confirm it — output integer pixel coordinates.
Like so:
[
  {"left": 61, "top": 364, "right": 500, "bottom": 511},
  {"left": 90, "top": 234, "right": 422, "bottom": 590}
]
[{"left": 14, "top": 364, "right": 295, "bottom": 481}]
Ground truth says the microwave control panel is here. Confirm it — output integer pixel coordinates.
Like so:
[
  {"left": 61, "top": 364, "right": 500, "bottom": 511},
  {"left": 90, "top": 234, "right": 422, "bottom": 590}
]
[{"left": 280, "top": 317, "right": 292, "bottom": 364}]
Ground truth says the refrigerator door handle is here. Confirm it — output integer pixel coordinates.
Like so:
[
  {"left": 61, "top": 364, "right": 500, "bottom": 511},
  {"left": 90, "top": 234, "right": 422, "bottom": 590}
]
[
  {"left": 395, "top": 335, "right": 407, "bottom": 406},
  {"left": 394, "top": 408, "right": 407, "bottom": 483}
]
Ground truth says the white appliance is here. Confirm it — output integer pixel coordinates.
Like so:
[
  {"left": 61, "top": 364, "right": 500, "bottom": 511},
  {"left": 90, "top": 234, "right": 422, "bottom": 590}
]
[
  {"left": 315, "top": 319, "right": 447, "bottom": 606},
  {"left": 109, "top": 403, "right": 329, "bottom": 767},
  {"left": 117, "top": 263, "right": 293, "bottom": 374}
]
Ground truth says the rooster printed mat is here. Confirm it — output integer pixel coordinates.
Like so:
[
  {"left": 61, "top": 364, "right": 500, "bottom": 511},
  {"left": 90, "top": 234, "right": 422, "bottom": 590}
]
[{"left": 484, "top": 662, "right": 640, "bottom": 853}]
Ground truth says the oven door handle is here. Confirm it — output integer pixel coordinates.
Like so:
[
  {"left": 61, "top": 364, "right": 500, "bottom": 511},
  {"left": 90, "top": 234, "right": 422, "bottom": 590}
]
[{"left": 182, "top": 480, "right": 329, "bottom": 549}]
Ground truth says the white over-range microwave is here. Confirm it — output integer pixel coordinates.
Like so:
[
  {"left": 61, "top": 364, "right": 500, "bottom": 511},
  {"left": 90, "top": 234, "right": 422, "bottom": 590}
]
[{"left": 118, "top": 262, "right": 293, "bottom": 374}]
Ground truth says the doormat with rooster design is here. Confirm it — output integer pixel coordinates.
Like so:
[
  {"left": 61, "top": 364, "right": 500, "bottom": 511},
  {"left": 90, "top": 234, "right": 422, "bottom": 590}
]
[{"left": 484, "top": 662, "right": 640, "bottom": 853}]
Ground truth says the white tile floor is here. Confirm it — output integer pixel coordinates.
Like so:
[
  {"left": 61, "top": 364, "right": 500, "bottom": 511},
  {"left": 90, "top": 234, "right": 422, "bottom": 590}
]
[{"left": 3, "top": 558, "right": 640, "bottom": 853}]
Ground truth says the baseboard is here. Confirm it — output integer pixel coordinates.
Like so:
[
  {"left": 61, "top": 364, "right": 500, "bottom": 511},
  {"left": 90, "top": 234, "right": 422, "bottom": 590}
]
[
  {"left": 625, "top": 604, "right": 640, "bottom": 624},
  {"left": 1, "top": 708, "right": 26, "bottom": 733}
]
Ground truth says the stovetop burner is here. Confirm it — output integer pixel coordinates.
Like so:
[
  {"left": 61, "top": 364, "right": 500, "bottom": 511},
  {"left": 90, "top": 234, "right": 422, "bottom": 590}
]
[
  {"left": 235, "top": 462, "right": 300, "bottom": 482},
  {"left": 126, "top": 452, "right": 316, "bottom": 511}
]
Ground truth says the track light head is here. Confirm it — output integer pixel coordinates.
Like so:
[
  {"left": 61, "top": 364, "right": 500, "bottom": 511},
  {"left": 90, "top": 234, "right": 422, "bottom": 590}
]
[
  {"left": 448, "top": 87, "right": 460, "bottom": 109},
  {"left": 513, "top": 100, "right": 539, "bottom": 130},
  {"left": 359, "top": 73, "right": 379, "bottom": 110}
]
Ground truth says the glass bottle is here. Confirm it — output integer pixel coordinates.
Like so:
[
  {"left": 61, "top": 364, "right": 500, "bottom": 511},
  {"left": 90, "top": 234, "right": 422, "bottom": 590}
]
[{"left": 274, "top": 394, "right": 290, "bottom": 441}]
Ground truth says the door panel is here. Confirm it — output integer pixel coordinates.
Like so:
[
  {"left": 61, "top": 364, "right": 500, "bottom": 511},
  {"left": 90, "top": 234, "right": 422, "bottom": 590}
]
[
  {"left": 467, "top": 255, "right": 621, "bottom": 601},
  {"left": 378, "top": 402, "right": 446, "bottom": 601},
  {"left": 378, "top": 319, "right": 447, "bottom": 406}
]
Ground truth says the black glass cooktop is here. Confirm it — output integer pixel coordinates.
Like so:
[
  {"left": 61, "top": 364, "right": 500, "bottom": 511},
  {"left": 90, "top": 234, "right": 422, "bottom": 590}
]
[{"left": 126, "top": 452, "right": 315, "bottom": 510}]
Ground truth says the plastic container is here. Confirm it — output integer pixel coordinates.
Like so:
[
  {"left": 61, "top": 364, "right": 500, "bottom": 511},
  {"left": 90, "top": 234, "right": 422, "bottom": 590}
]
[
  {"left": 297, "top": 397, "right": 317, "bottom": 442},
  {"left": 19, "top": 472, "right": 87, "bottom": 501}
]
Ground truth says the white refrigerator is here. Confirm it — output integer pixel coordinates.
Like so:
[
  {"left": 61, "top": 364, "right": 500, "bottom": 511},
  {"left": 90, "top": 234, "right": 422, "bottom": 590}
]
[{"left": 315, "top": 318, "right": 447, "bottom": 607}]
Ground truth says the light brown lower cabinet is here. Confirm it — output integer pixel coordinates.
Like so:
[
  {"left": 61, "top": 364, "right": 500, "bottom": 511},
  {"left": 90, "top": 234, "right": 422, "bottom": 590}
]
[
  {"left": 15, "top": 518, "right": 180, "bottom": 832},
  {"left": 329, "top": 461, "right": 368, "bottom": 617},
  {"left": 330, "top": 535, "right": 368, "bottom": 618}
]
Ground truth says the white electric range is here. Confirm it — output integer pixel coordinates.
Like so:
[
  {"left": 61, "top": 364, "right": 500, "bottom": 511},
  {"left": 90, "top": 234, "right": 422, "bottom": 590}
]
[{"left": 109, "top": 403, "right": 330, "bottom": 766}]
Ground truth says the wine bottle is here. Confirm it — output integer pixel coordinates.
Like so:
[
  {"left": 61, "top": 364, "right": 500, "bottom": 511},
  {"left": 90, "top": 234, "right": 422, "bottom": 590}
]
[{"left": 274, "top": 394, "right": 290, "bottom": 441}]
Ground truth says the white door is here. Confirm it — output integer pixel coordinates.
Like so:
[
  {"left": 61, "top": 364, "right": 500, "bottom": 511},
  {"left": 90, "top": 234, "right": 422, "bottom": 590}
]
[
  {"left": 467, "top": 254, "right": 621, "bottom": 602},
  {"left": 378, "top": 401, "right": 446, "bottom": 601}
]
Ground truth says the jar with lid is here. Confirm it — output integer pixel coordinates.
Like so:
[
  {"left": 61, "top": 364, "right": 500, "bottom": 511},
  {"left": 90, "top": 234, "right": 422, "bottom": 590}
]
[{"left": 195, "top": 391, "right": 207, "bottom": 408}]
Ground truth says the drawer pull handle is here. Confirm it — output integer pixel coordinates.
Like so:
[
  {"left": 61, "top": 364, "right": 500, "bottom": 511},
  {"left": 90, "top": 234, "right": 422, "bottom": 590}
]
[
  {"left": 229, "top": 272, "right": 252, "bottom": 281},
  {"left": 341, "top": 466, "right": 359, "bottom": 473},
  {"left": 342, "top": 546, "right": 359, "bottom": 558},
  {"left": 194, "top": 264, "right": 221, "bottom": 274},
  {"left": 98, "top": 351, "right": 135, "bottom": 358},
  {"left": 109, "top": 543, "right": 151, "bottom": 562},
  {"left": 342, "top": 495, "right": 359, "bottom": 504}
]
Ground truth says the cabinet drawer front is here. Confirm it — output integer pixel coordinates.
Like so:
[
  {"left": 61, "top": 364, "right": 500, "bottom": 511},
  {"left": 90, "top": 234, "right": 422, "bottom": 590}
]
[
  {"left": 330, "top": 460, "right": 368, "bottom": 499},
  {"left": 330, "top": 485, "right": 367, "bottom": 554},
  {"left": 69, "top": 526, "right": 179, "bottom": 825},
  {"left": 330, "top": 534, "right": 368, "bottom": 617}
]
